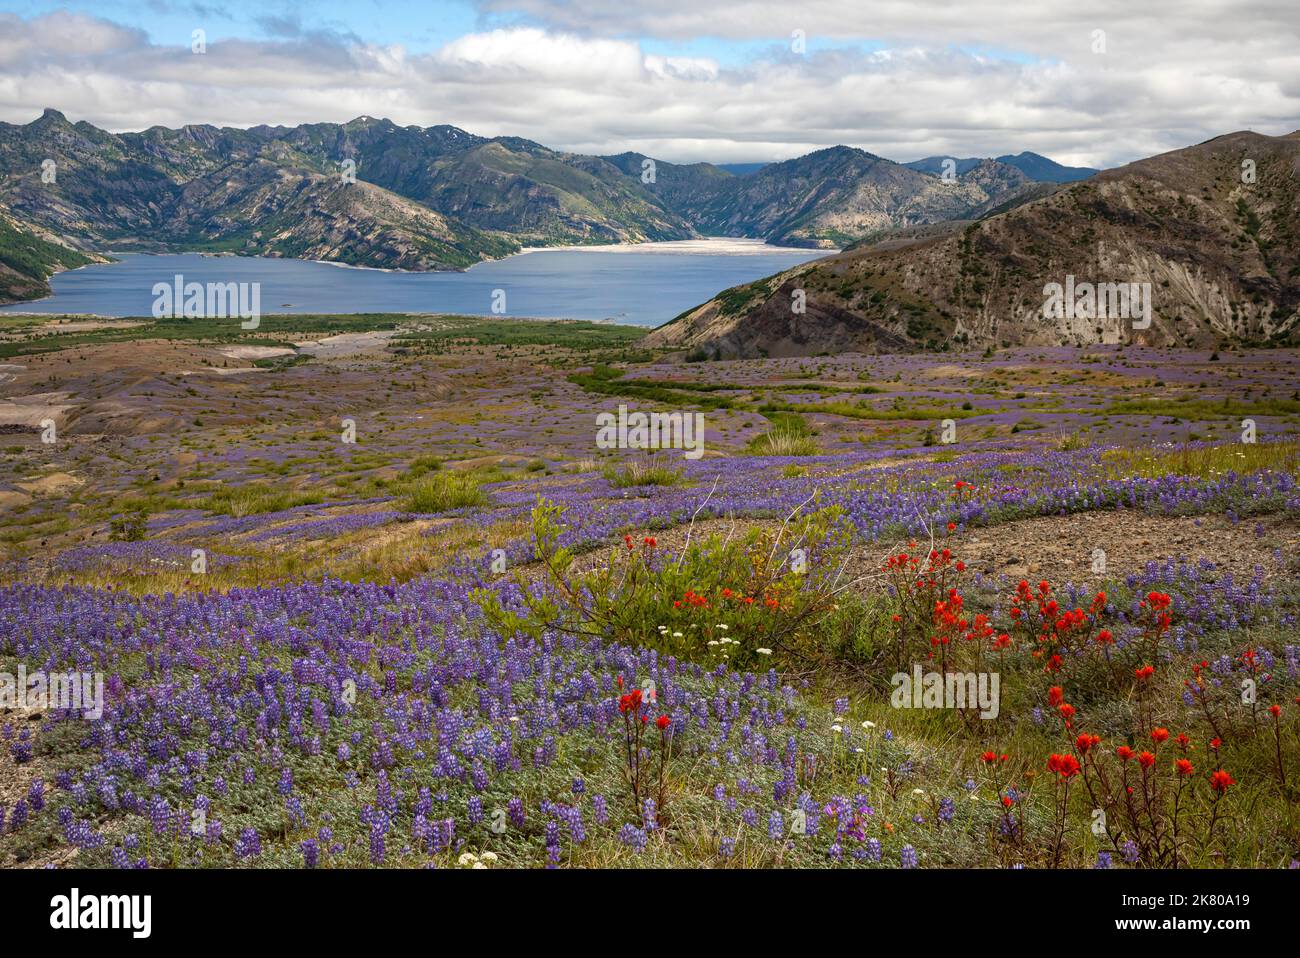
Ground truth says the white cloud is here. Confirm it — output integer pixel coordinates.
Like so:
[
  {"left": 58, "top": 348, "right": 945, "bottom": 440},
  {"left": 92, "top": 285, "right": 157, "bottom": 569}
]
[{"left": 0, "top": 6, "right": 1295, "bottom": 169}]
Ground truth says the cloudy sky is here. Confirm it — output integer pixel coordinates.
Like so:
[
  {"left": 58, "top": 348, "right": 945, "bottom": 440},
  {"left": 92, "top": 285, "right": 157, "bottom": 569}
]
[{"left": 0, "top": 0, "right": 1296, "bottom": 168}]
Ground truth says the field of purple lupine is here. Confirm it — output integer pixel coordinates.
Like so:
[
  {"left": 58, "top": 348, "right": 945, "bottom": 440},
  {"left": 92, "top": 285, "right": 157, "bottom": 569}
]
[{"left": 2, "top": 317, "right": 1299, "bottom": 868}]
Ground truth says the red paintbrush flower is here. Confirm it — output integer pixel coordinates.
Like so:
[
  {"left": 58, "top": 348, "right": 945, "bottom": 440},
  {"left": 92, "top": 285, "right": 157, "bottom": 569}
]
[
  {"left": 1047, "top": 754, "right": 1081, "bottom": 779},
  {"left": 1209, "top": 769, "right": 1236, "bottom": 793}
]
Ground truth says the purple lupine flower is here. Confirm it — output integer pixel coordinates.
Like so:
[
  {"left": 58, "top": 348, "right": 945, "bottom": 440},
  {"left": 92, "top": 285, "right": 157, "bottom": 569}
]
[
  {"left": 618, "top": 824, "right": 647, "bottom": 852},
  {"left": 938, "top": 797, "right": 954, "bottom": 823},
  {"left": 507, "top": 797, "right": 525, "bottom": 828},
  {"left": 301, "top": 839, "right": 319, "bottom": 868},
  {"left": 235, "top": 827, "right": 261, "bottom": 859},
  {"left": 900, "top": 845, "right": 918, "bottom": 869},
  {"left": 149, "top": 795, "right": 171, "bottom": 835},
  {"left": 767, "top": 810, "right": 783, "bottom": 840}
]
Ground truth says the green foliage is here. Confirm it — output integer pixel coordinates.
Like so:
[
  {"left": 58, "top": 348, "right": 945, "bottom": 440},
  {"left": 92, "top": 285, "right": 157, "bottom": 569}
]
[
  {"left": 0, "top": 216, "right": 97, "bottom": 302},
  {"left": 473, "top": 497, "right": 852, "bottom": 669},
  {"left": 1108, "top": 396, "right": 1300, "bottom": 420},
  {"left": 404, "top": 454, "right": 443, "bottom": 479},
  {"left": 746, "top": 411, "right": 820, "bottom": 456},
  {"left": 396, "top": 317, "right": 646, "bottom": 352},
  {"left": 759, "top": 399, "right": 976, "bottom": 422},
  {"left": 568, "top": 364, "right": 736, "bottom": 409},
  {"left": 203, "top": 484, "right": 324, "bottom": 517},
  {"left": 108, "top": 508, "right": 149, "bottom": 542},
  {"left": 402, "top": 472, "right": 487, "bottom": 512},
  {"left": 600, "top": 457, "right": 686, "bottom": 488}
]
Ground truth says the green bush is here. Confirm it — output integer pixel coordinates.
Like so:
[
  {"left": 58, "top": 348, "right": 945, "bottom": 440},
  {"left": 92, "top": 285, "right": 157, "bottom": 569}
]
[
  {"left": 403, "top": 472, "right": 487, "bottom": 512},
  {"left": 204, "top": 485, "right": 323, "bottom": 517},
  {"left": 473, "top": 497, "right": 852, "bottom": 669},
  {"left": 746, "top": 411, "right": 819, "bottom": 456},
  {"left": 600, "top": 458, "right": 686, "bottom": 488},
  {"left": 108, "top": 508, "right": 149, "bottom": 542}
]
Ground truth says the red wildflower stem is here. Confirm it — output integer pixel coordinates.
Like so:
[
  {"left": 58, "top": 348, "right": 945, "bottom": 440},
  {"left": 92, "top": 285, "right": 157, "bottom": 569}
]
[
  {"left": 1205, "top": 790, "right": 1224, "bottom": 856},
  {"left": 621, "top": 706, "right": 638, "bottom": 803},
  {"left": 1170, "top": 773, "right": 1185, "bottom": 868},
  {"left": 1271, "top": 710, "right": 1287, "bottom": 792},
  {"left": 1190, "top": 682, "right": 1226, "bottom": 745},
  {"left": 1137, "top": 762, "right": 1168, "bottom": 865},
  {"left": 1050, "top": 775, "right": 1073, "bottom": 868},
  {"left": 1077, "top": 751, "right": 1123, "bottom": 858},
  {"left": 1204, "top": 770, "right": 1235, "bottom": 857},
  {"left": 655, "top": 720, "right": 672, "bottom": 812},
  {"left": 1117, "top": 764, "right": 1152, "bottom": 866}
]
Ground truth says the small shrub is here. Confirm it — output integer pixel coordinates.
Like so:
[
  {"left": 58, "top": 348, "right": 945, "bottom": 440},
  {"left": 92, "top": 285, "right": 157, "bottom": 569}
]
[
  {"left": 601, "top": 458, "right": 686, "bottom": 488},
  {"left": 108, "top": 509, "right": 149, "bottom": 542},
  {"left": 1056, "top": 432, "right": 1090, "bottom": 451},
  {"left": 403, "top": 472, "right": 486, "bottom": 512},
  {"left": 746, "top": 412, "right": 819, "bottom": 457},
  {"left": 473, "top": 497, "right": 852, "bottom": 669}
]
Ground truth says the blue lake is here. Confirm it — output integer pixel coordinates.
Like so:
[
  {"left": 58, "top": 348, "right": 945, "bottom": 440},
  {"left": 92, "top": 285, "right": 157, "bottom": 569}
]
[{"left": 1, "top": 239, "right": 825, "bottom": 326}]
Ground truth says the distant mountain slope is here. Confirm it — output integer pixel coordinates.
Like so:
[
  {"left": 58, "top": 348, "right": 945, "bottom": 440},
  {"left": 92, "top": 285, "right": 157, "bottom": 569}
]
[
  {"left": 0, "top": 110, "right": 520, "bottom": 270},
  {"left": 647, "top": 131, "right": 1300, "bottom": 356},
  {"left": 905, "top": 151, "right": 1098, "bottom": 183},
  {"left": 273, "top": 118, "right": 697, "bottom": 245},
  {"left": 901, "top": 156, "right": 985, "bottom": 177},
  {"left": 0, "top": 211, "right": 103, "bottom": 305},
  {"left": 620, "top": 146, "right": 1033, "bottom": 249},
  {"left": 995, "top": 152, "right": 1099, "bottom": 183},
  {"left": 0, "top": 110, "right": 694, "bottom": 276}
]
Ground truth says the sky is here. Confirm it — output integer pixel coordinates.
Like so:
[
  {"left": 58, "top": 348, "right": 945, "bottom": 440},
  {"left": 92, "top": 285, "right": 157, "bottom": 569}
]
[{"left": 0, "top": 1, "right": 1296, "bottom": 168}]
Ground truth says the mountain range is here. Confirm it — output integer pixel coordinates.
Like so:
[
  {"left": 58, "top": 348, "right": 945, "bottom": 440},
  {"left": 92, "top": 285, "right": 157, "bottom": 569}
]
[
  {"left": 0, "top": 109, "right": 1085, "bottom": 305},
  {"left": 903, "top": 152, "right": 1098, "bottom": 183},
  {"left": 646, "top": 131, "right": 1300, "bottom": 354}
]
